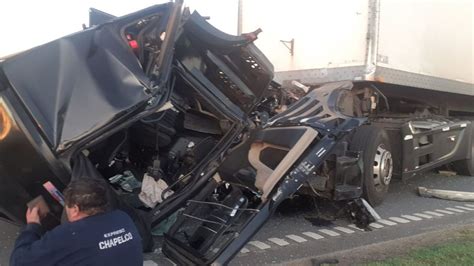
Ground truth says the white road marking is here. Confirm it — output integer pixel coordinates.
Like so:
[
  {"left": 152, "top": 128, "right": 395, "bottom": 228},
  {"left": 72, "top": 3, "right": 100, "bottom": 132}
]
[
  {"left": 268, "top": 238, "right": 290, "bottom": 246},
  {"left": 377, "top": 219, "right": 397, "bottom": 226},
  {"left": 389, "top": 217, "right": 410, "bottom": 223},
  {"left": 369, "top": 223, "right": 384, "bottom": 229},
  {"left": 165, "top": 258, "right": 177, "bottom": 266},
  {"left": 333, "top": 226, "right": 355, "bottom": 234},
  {"left": 413, "top": 213, "right": 433, "bottom": 219},
  {"left": 248, "top": 241, "right": 271, "bottom": 250},
  {"left": 239, "top": 204, "right": 473, "bottom": 254},
  {"left": 455, "top": 206, "right": 474, "bottom": 211},
  {"left": 240, "top": 247, "right": 250, "bottom": 253},
  {"left": 435, "top": 209, "right": 455, "bottom": 215},
  {"left": 347, "top": 224, "right": 365, "bottom": 231},
  {"left": 318, "top": 229, "right": 341, "bottom": 236},
  {"left": 143, "top": 260, "right": 158, "bottom": 266},
  {"left": 401, "top": 215, "right": 422, "bottom": 221},
  {"left": 424, "top": 211, "right": 444, "bottom": 217},
  {"left": 302, "top": 232, "right": 325, "bottom": 239},
  {"left": 286, "top": 234, "right": 307, "bottom": 243},
  {"left": 445, "top": 207, "right": 465, "bottom": 213}
]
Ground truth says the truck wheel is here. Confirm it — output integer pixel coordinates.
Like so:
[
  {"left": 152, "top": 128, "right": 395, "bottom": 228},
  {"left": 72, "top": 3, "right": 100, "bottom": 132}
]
[
  {"left": 453, "top": 122, "right": 474, "bottom": 176},
  {"left": 350, "top": 125, "right": 393, "bottom": 206}
]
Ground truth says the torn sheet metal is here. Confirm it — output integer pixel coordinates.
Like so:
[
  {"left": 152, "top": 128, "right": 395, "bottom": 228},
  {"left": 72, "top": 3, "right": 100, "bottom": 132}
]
[{"left": 0, "top": 5, "right": 173, "bottom": 152}]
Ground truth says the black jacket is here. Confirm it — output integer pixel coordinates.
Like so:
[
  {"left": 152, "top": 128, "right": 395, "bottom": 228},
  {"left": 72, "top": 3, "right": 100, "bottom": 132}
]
[{"left": 10, "top": 210, "right": 143, "bottom": 266}]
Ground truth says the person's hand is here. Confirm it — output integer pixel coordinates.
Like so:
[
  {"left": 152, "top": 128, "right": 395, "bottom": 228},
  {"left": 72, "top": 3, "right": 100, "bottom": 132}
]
[{"left": 26, "top": 207, "right": 41, "bottom": 225}]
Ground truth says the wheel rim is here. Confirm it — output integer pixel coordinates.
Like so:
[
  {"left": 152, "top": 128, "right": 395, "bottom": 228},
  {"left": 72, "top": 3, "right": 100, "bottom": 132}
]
[{"left": 373, "top": 144, "right": 393, "bottom": 188}]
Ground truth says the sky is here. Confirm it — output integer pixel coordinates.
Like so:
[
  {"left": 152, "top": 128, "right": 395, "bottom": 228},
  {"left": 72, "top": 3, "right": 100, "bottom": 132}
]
[{"left": 0, "top": 0, "right": 238, "bottom": 57}]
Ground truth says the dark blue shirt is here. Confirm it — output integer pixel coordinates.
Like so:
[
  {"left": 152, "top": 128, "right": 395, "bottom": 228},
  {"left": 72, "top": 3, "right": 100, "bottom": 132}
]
[{"left": 10, "top": 210, "right": 143, "bottom": 266}]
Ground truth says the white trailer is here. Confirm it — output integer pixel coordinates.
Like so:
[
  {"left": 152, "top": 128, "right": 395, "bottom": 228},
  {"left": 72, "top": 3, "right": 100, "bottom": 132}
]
[
  {"left": 237, "top": 0, "right": 473, "bottom": 204},
  {"left": 239, "top": 0, "right": 473, "bottom": 96}
]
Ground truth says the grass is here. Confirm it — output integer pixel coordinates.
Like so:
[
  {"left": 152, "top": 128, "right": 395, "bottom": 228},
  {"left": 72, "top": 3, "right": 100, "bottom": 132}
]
[{"left": 364, "top": 229, "right": 474, "bottom": 266}]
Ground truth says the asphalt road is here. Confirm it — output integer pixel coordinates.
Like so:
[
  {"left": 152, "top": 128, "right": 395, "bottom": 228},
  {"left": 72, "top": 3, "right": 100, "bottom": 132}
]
[
  {"left": 1, "top": 172, "right": 473, "bottom": 265},
  {"left": 230, "top": 172, "right": 474, "bottom": 265},
  {"left": 0, "top": 217, "right": 20, "bottom": 266},
  {"left": 143, "top": 172, "right": 474, "bottom": 265}
]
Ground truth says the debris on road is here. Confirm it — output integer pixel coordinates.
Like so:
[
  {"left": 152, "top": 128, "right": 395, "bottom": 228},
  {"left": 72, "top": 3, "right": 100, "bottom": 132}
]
[
  {"left": 438, "top": 170, "right": 457, "bottom": 177},
  {"left": 418, "top": 187, "right": 474, "bottom": 202}
]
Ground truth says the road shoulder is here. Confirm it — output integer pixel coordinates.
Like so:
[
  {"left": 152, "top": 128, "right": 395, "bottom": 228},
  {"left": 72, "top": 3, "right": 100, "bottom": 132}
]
[{"left": 282, "top": 224, "right": 474, "bottom": 266}]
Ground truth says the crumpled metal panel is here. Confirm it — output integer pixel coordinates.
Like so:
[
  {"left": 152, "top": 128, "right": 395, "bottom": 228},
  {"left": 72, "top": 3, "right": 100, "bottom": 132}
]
[{"left": 1, "top": 18, "right": 152, "bottom": 152}]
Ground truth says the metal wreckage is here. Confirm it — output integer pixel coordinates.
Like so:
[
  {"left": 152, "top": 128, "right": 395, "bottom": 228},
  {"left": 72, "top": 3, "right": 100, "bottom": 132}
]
[{"left": 0, "top": 1, "right": 381, "bottom": 264}]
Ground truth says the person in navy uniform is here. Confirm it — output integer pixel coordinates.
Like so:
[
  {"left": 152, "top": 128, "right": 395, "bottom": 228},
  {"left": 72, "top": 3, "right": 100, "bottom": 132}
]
[{"left": 10, "top": 178, "right": 143, "bottom": 266}]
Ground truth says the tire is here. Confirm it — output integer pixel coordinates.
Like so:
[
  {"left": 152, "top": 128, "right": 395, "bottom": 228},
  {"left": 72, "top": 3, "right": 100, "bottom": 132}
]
[
  {"left": 350, "top": 125, "right": 393, "bottom": 206},
  {"left": 453, "top": 121, "right": 474, "bottom": 176}
]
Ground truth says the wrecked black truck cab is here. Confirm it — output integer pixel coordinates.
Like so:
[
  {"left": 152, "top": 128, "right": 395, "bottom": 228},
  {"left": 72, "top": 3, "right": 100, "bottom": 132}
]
[
  {"left": 162, "top": 82, "right": 381, "bottom": 264},
  {"left": 0, "top": 1, "right": 379, "bottom": 264}
]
